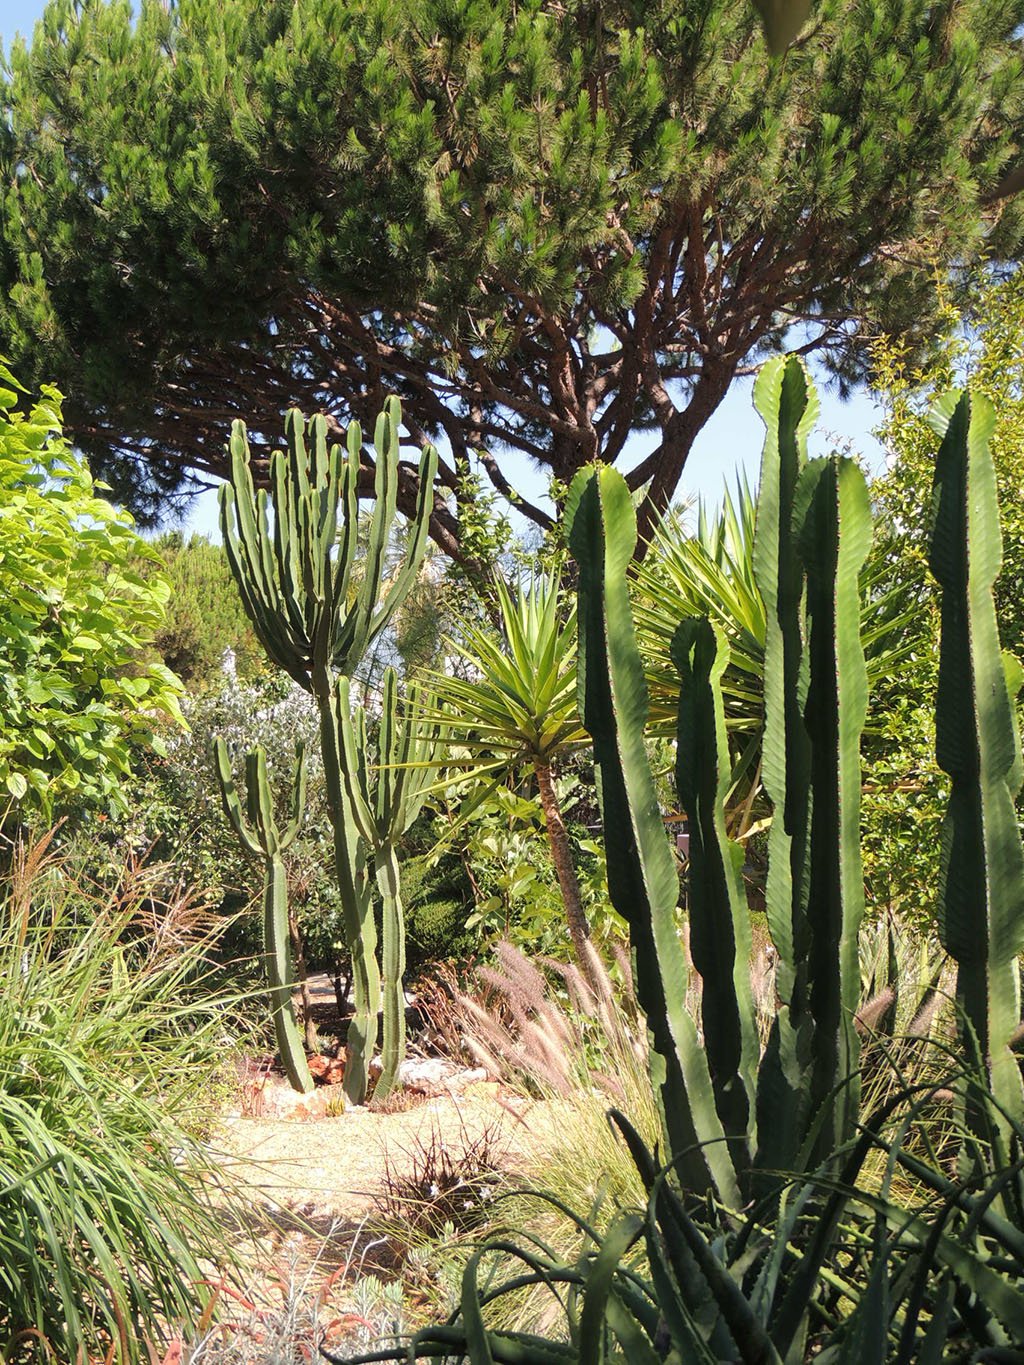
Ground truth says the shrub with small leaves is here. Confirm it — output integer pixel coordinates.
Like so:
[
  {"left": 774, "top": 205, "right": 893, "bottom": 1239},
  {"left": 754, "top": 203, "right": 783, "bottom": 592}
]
[{"left": 0, "top": 361, "right": 182, "bottom": 819}]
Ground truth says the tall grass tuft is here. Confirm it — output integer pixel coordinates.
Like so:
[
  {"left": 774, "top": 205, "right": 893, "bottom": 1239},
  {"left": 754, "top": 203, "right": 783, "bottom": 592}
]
[
  {"left": 445, "top": 941, "right": 657, "bottom": 1336},
  {"left": 0, "top": 831, "right": 244, "bottom": 1363}
]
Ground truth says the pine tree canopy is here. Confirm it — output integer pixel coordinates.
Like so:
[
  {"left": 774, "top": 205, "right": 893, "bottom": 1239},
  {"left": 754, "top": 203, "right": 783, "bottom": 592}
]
[{"left": 2, "top": 0, "right": 1023, "bottom": 560}]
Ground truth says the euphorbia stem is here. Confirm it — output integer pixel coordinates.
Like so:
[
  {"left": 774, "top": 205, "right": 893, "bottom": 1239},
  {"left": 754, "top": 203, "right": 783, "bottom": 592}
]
[{"left": 534, "top": 759, "right": 591, "bottom": 967}]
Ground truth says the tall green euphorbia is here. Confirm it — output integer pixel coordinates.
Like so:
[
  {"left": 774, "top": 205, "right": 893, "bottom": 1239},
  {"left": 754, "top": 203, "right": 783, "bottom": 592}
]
[
  {"left": 928, "top": 388, "right": 1024, "bottom": 1142},
  {"left": 219, "top": 399, "right": 437, "bottom": 1103}
]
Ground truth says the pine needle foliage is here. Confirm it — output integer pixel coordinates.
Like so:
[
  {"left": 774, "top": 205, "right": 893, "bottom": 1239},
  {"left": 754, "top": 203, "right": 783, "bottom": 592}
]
[{"left": 3, "top": 0, "right": 1023, "bottom": 551}]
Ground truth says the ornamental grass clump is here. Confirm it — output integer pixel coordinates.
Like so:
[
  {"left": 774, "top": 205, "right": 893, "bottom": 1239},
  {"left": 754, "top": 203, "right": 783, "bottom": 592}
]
[{"left": 0, "top": 831, "right": 245, "bottom": 1364}]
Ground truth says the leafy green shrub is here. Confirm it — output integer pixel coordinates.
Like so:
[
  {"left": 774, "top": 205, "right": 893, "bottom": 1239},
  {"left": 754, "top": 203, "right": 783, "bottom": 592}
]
[
  {"left": 0, "top": 362, "right": 183, "bottom": 819},
  {"left": 96, "top": 675, "right": 335, "bottom": 937},
  {"left": 0, "top": 832, "right": 245, "bottom": 1363},
  {"left": 402, "top": 850, "right": 475, "bottom": 981}
]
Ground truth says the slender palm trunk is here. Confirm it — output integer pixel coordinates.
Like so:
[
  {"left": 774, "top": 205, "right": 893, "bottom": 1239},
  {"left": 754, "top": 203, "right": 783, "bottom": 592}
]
[{"left": 534, "top": 759, "right": 591, "bottom": 967}]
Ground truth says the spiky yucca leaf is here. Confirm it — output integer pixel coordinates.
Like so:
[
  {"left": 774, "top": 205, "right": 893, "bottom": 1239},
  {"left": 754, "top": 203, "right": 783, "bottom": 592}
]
[{"left": 429, "top": 571, "right": 585, "bottom": 771}]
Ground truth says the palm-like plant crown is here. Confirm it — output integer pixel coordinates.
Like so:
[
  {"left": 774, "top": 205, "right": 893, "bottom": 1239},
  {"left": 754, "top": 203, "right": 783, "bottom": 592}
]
[{"left": 432, "top": 572, "right": 585, "bottom": 771}]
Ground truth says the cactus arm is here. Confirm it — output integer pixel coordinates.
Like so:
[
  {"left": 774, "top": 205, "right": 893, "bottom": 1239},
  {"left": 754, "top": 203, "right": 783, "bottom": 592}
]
[
  {"left": 282, "top": 742, "right": 308, "bottom": 847},
  {"left": 358, "top": 404, "right": 402, "bottom": 634},
  {"left": 319, "top": 688, "right": 381, "bottom": 1104},
  {"left": 752, "top": 355, "right": 816, "bottom": 998},
  {"left": 673, "top": 617, "right": 759, "bottom": 1174},
  {"left": 270, "top": 450, "right": 304, "bottom": 642},
  {"left": 374, "top": 844, "right": 406, "bottom": 1102},
  {"left": 928, "top": 389, "right": 1024, "bottom": 1130},
  {"left": 751, "top": 355, "right": 817, "bottom": 1179},
  {"left": 376, "top": 667, "right": 401, "bottom": 833},
  {"left": 567, "top": 464, "right": 738, "bottom": 1206},
  {"left": 795, "top": 455, "right": 871, "bottom": 1158},
  {"left": 333, "top": 424, "right": 362, "bottom": 609},
  {"left": 334, "top": 677, "right": 377, "bottom": 844},
  {"left": 368, "top": 441, "right": 441, "bottom": 641},
  {"left": 213, "top": 737, "right": 314, "bottom": 1094},
  {"left": 264, "top": 853, "right": 315, "bottom": 1094},
  {"left": 212, "top": 738, "right": 264, "bottom": 858}
]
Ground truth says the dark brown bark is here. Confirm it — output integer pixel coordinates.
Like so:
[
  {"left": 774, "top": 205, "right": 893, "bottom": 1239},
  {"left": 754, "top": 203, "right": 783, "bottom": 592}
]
[{"left": 534, "top": 758, "right": 591, "bottom": 969}]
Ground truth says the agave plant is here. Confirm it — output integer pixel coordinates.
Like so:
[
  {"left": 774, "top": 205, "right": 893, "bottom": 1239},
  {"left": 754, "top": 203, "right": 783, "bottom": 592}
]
[{"left": 426, "top": 570, "right": 592, "bottom": 964}]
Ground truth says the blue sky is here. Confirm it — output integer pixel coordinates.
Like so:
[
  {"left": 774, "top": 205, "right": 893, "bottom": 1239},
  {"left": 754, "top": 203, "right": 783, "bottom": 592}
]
[
  {"left": 2, "top": 0, "right": 887, "bottom": 540},
  {"left": 0, "top": 0, "right": 46, "bottom": 51}
]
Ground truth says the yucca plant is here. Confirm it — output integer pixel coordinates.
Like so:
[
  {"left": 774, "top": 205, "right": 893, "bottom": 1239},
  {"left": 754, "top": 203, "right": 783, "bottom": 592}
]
[
  {"left": 0, "top": 833, "right": 244, "bottom": 1363},
  {"left": 426, "top": 571, "right": 592, "bottom": 964},
  {"left": 635, "top": 478, "right": 765, "bottom": 744}
]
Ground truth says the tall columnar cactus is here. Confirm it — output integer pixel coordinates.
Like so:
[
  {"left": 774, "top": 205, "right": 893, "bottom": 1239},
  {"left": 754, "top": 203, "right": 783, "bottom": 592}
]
[
  {"left": 214, "top": 738, "right": 314, "bottom": 1094},
  {"left": 750, "top": 355, "right": 816, "bottom": 1178},
  {"left": 567, "top": 356, "right": 872, "bottom": 1203},
  {"left": 566, "top": 466, "right": 739, "bottom": 1206},
  {"left": 793, "top": 453, "right": 871, "bottom": 1162},
  {"left": 928, "top": 389, "right": 1024, "bottom": 1138},
  {"left": 219, "top": 399, "right": 438, "bottom": 1103},
  {"left": 335, "top": 668, "right": 440, "bottom": 1101},
  {"left": 672, "top": 617, "right": 759, "bottom": 1180},
  {"left": 748, "top": 357, "right": 871, "bottom": 1174}
]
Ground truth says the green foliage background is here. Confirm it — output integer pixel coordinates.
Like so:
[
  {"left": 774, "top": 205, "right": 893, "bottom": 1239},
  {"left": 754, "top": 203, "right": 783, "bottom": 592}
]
[
  {"left": 863, "top": 271, "right": 1024, "bottom": 926},
  {"left": 0, "top": 362, "right": 182, "bottom": 819}
]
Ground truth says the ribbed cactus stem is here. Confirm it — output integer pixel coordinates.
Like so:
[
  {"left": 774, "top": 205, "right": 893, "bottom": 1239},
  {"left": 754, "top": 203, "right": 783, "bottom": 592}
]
[
  {"left": 263, "top": 855, "right": 314, "bottom": 1095},
  {"left": 928, "top": 389, "right": 1024, "bottom": 1138},
  {"left": 673, "top": 616, "right": 759, "bottom": 1175},
  {"left": 375, "top": 846, "right": 406, "bottom": 1100},
  {"left": 751, "top": 355, "right": 816, "bottom": 1179},
  {"left": 213, "top": 738, "right": 314, "bottom": 1095},
  {"left": 795, "top": 454, "right": 871, "bottom": 1161},
  {"left": 322, "top": 689, "right": 380, "bottom": 1105},
  {"left": 567, "top": 464, "right": 738, "bottom": 1206}
]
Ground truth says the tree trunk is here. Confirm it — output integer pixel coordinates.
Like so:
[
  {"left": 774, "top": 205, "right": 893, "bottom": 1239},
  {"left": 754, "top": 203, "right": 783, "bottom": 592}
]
[
  {"left": 288, "top": 909, "right": 318, "bottom": 1055},
  {"left": 534, "top": 759, "right": 592, "bottom": 969}
]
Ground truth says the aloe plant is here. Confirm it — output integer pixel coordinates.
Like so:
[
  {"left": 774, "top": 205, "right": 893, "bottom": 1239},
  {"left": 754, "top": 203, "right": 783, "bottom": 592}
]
[
  {"left": 214, "top": 737, "right": 313, "bottom": 1094},
  {"left": 219, "top": 398, "right": 438, "bottom": 1102},
  {"left": 928, "top": 388, "right": 1024, "bottom": 1139}
]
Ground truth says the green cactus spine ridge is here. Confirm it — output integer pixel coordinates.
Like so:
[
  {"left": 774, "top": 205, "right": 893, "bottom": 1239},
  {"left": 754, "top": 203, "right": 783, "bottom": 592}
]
[
  {"left": 793, "top": 453, "right": 871, "bottom": 1161},
  {"left": 213, "top": 737, "right": 314, "bottom": 1095},
  {"left": 928, "top": 388, "right": 1024, "bottom": 1135},
  {"left": 323, "top": 686, "right": 379, "bottom": 1106},
  {"left": 566, "top": 464, "right": 738, "bottom": 1206},
  {"left": 336, "top": 668, "right": 441, "bottom": 1103},
  {"left": 751, "top": 355, "right": 817, "bottom": 1178},
  {"left": 673, "top": 616, "right": 759, "bottom": 1175},
  {"left": 219, "top": 397, "right": 439, "bottom": 1104}
]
